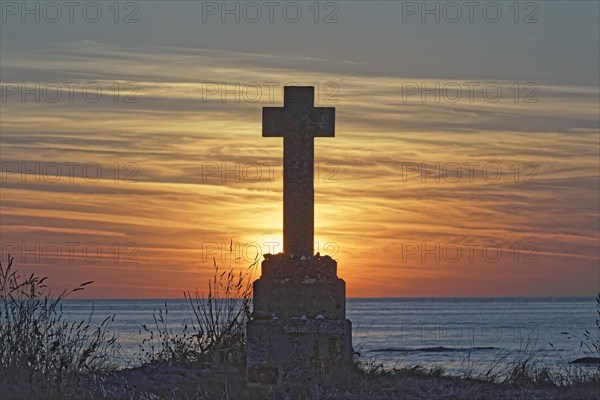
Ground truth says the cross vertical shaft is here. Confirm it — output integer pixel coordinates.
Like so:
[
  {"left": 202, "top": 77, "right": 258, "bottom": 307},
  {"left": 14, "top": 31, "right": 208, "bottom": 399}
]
[
  {"left": 262, "top": 86, "right": 335, "bottom": 258},
  {"left": 283, "top": 133, "right": 314, "bottom": 257}
]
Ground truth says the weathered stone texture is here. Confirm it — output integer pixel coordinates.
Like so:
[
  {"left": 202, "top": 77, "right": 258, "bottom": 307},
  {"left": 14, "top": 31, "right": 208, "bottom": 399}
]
[
  {"left": 247, "top": 319, "right": 352, "bottom": 385},
  {"left": 253, "top": 253, "right": 346, "bottom": 320}
]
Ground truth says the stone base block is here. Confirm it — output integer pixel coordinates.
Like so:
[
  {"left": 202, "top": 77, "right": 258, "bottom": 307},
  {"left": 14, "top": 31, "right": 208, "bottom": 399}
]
[
  {"left": 253, "top": 254, "right": 346, "bottom": 320},
  {"left": 253, "top": 277, "right": 346, "bottom": 320},
  {"left": 246, "top": 319, "right": 353, "bottom": 385}
]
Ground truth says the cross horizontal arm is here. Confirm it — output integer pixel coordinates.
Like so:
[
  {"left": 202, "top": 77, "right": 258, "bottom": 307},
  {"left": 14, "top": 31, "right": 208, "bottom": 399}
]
[{"left": 263, "top": 107, "right": 335, "bottom": 137}]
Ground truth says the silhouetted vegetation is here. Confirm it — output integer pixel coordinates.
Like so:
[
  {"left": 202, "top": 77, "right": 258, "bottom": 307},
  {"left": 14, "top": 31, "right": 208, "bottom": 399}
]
[
  {"left": 0, "top": 256, "right": 117, "bottom": 399},
  {"left": 139, "top": 259, "right": 253, "bottom": 369},
  {"left": 559, "top": 293, "right": 600, "bottom": 362}
]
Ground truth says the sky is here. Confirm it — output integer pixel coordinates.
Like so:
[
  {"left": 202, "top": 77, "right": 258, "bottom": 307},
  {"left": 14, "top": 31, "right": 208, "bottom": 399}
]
[{"left": 0, "top": 1, "right": 599, "bottom": 298}]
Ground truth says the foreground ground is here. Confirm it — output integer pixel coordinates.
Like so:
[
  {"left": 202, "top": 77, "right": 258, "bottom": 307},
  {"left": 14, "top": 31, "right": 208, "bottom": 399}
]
[{"left": 71, "top": 363, "right": 599, "bottom": 400}]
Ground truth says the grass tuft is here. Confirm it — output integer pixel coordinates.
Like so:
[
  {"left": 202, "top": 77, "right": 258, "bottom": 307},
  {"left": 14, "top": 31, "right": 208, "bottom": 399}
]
[
  {"left": 0, "top": 255, "right": 118, "bottom": 399},
  {"left": 139, "top": 257, "right": 255, "bottom": 370}
]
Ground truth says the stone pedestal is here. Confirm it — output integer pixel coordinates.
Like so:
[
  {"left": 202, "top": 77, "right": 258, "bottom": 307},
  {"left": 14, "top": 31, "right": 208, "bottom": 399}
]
[
  {"left": 246, "top": 253, "right": 353, "bottom": 385},
  {"left": 247, "top": 319, "right": 352, "bottom": 384}
]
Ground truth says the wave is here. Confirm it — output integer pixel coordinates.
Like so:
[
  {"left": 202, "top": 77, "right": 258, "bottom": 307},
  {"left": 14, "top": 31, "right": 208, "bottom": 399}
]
[{"left": 370, "top": 346, "right": 498, "bottom": 353}]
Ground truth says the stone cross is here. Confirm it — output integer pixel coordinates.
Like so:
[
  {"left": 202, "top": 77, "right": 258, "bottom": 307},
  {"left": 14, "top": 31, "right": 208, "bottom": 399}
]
[
  {"left": 248, "top": 87, "right": 350, "bottom": 384},
  {"left": 262, "top": 86, "right": 335, "bottom": 258}
]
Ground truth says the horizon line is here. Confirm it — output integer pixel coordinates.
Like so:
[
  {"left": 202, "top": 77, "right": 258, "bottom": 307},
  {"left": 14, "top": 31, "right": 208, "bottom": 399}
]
[{"left": 64, "top": 294, "right": 598, "bottom": 301}]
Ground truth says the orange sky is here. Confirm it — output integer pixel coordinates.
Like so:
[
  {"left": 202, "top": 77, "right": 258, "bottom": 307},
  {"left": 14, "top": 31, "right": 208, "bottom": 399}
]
[{"left": 1, "top": 3, "right": 599, "bottom": 298}]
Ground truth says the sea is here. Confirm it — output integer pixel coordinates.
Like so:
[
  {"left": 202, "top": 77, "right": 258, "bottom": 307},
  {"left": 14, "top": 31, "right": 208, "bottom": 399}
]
[{"left": 61, "top": 297, "right": 598, "bottom": 375}]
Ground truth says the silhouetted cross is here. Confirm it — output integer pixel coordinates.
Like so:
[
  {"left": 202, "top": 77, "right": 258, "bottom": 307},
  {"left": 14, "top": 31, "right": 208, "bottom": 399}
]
[{"left": 263, "top": 86, "right": 335, "bottom": 258}]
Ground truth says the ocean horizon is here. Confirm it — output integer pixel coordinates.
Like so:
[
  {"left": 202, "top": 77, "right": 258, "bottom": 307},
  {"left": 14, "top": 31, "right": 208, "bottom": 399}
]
[{"left": 61, "top": 296, "right": 598, "bottom": 374}]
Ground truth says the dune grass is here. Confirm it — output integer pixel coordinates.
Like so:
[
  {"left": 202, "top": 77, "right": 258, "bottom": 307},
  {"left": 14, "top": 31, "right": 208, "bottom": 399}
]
[
  {"left": 0, "top": 255, "right": 118, "bottom": 399},
  {"left": 139, "top": 258, "right": 254, "bottom": 369}
]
